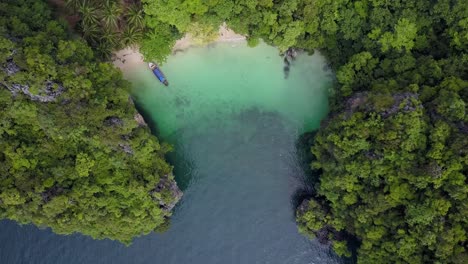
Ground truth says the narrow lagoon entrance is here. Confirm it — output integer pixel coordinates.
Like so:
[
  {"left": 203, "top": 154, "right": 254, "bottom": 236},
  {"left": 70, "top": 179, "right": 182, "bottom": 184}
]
[{"left": 0, "top": 42, "right": 340, "bottom": 264}]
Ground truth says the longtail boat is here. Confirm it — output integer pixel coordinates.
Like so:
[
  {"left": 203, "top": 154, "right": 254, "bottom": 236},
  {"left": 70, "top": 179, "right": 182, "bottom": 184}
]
[{"left": 148, "top": 62, "right": 169, "bottom": 86}]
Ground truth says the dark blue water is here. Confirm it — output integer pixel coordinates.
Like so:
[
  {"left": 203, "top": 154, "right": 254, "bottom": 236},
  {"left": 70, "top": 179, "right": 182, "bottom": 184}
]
[
  {"left": 0, "top": 110, "right": 340, "bottom": 264},
  {"left": 0, "top": 44, "right": 340, "bottom": 264}
]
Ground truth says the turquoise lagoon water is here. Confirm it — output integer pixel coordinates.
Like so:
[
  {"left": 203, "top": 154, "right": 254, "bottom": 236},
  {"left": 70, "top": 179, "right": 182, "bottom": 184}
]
[{"left": 0, "top": 42, "right": 340, "bottom": 264}]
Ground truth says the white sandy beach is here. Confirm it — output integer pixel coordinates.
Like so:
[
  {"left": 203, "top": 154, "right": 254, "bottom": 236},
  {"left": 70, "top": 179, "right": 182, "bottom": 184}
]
[{"left": 112, "top": 23, "right": 245, "bottom": 72}]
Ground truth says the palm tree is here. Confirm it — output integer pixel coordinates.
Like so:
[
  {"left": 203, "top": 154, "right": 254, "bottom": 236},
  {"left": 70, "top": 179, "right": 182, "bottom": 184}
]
[
  {"left": 65, "top": 0, "right": 83, "bottom": 11},
  {"left": 101, "top": 0, "right": 123, "bottom": 31},
  {"left": 96, "top": 41, "right": 113, "bottom": 60},
  {"left": 121, "top": 26, "right": 143, "bottom": 47},
  {"left": 100, "top": 29, "right": 119, "bottom": 49},
  {"left": 126, "top": 4, "right": 144, "bottom": 30},
  {"left": 81, "top": 22, "right": 100, "bottom": 42},
  {"left": 78, "top": 0, "right": 99, "bottom": 28}
]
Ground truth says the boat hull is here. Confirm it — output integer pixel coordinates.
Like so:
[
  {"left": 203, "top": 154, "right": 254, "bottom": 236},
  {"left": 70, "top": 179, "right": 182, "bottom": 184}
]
[{"left": 148, "top": 62, "right": 169, "bottom": 86}]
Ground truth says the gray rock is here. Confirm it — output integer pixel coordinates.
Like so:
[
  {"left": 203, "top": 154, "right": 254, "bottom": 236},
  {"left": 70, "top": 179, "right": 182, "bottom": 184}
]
[
  {"left": 2, "top": 58, "right": 64, "bottom": 102},
  {"left": 150, "top": 174, "right": 183, "bottom": 213},
  {"left": 3, "top": 81, "right": 64, "bottom": 103},
  {"left": 4, "top": 60, "right": 20, "bottom": 76},
  {"left": 118, "top": 143, "right": 133, "bottom": 155},
  {"left": 104, "top": 116, "right": 124, "bottom": 126},
  {"left": 134, "top": 113, "right": 147, "bottom": 127}
]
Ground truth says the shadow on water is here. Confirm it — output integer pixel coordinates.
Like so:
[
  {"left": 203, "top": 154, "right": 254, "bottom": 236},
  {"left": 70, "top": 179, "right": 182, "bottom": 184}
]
[
  {"left": 0, "top": 42, "right": 346, "bottom": 264},
  {"left": 131, "top": 74, "right": 348, "bottom": 263},
  {"left": 291, "top": 130, "right": 359, "bottom": 264},
  {"left": 296, "top": 131, "right": 321, "bottom": 185},
  {"left": 168, "top": 106, "right": 293, "bottom": 191},
  {"left": 290, "top": 131, "right": 321, "bottom": 209},
  {"left": 133, "top": 99, "right": 161, "bottom": 136},
  {"left": 165, "top": 146, "right": 194, "bottom": 191},
  {"left": 134, "top": 100, "right": 195, "bottom": 191}
]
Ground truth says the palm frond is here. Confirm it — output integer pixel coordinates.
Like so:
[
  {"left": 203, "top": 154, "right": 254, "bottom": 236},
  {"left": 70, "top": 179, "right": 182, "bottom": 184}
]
[
  {"left": 126, "top": 4, "right": 144, "bottom": 30},
  {"left": 101, "top": 0, "right": 123, "bottom": 30},
  {"left": 81, "top": 23, "right": 100, "bottom": 42},
  {"left": 121, "top": 26, "right": 143, "bottom": 47},
  {"left": 100, "top": 29, "right": 119, "bottom": 48},
  {"left": 78, "top": 1, "right": 99, "bottom": 27},
  {"left": 65, "top": 0, "right": 83, "bottom": 11}
]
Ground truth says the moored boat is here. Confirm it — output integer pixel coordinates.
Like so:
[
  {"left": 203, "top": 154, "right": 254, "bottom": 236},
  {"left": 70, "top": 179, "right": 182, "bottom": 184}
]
[{"left": 149, "top": 62, "right": 169, "bottom": 86}]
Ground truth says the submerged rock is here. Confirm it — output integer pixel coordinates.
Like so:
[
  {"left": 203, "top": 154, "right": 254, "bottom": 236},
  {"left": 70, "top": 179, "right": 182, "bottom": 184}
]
[
  {"left": 284, "top": 65, "right": 290, "bottom": 79},
  {"left": 282, "top": 48, "right": 300, "bottom": 79}
]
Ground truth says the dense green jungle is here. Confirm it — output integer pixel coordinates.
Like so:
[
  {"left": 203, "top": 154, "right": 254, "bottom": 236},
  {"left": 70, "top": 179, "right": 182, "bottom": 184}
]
[{"left": 1, "top": 0, "right": 467, "bottom": 263}]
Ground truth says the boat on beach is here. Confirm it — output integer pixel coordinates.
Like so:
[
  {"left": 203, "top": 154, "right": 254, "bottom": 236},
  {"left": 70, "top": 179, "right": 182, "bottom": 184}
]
[{"left": 148, "top": 62, "right": 169, "bottom": 86}]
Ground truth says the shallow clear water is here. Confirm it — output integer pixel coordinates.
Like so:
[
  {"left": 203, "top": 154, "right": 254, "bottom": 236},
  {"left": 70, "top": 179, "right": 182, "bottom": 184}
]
[
  {"left": 0, "top": 42, "right": 339, "bottom": 263},
  {"left": 131, "top": 42, "right": 331, "bottom": 138}
]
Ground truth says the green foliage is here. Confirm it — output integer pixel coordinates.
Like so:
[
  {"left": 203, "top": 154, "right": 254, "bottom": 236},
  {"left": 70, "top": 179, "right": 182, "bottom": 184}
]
[
  {"left": 333, "top": 240, "right": 351, "bottom": 258},
  {"left": 0, "top": 37, "right": 14, "bottom": 62},
  {"left": 379, "top": 18, "right": 418, "bottom": 52},
  {"left": 3, "top": 0, "right": 466, "bottom": 260},
  {"left": 138, "top": 0, "right": 335, "bottom": 61},
  {"left": 140, "top": 22, "right": 179, "bottom": 63},
  {"left": 296, "top": 199, "right": 328, "bottom": 237},
  {"left": 296, "top": 0, "right": 468, "bottom": 263},
  {"left": 246, "top": 37, "right": 260, "bottom": 48},
  {"left": 60, "top": 0, "right": 146, "bottom": 58},
  {"left": 301, "top": 93, "right": 467, "bottom": 263},
  {"left": 101, "top": 0, "right": 123, "bottom": 30},
  {"left": 0, "top": 0, "right": 180, "bottom": 244},
  {"left": 126, "top": 4, "right": 145, "bottom": 29}
]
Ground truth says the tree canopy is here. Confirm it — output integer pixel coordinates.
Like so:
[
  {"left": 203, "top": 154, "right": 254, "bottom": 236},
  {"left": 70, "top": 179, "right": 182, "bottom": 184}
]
[
  {"left": 1, "top": 0, "right": 467, "bottom": 260},
  {"left": 138, "top": 0, "right": 328, "bottom": 61},
  {"left": 295, "top": 0, "right": 468, "bottom": 263},
  {"left": 54, "top": 0, "right": 147, "bottom": 59},
  {"left": 0, "top": 0, "right": 181, "bottom": 244},
  {"left": 49, "top": 0, "right": 467, "bottom": 260}
]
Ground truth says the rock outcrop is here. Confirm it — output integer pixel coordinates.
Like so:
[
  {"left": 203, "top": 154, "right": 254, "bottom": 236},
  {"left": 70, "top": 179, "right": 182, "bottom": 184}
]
[
  {"left": 134, "top": 113, "right": 148, "bottom": 127},
  {"left": 2, "top": 60, "right": 64, "bottom": 102},
  {"left": 151, "top": 174, "right": 183, "bottom": 213}
]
